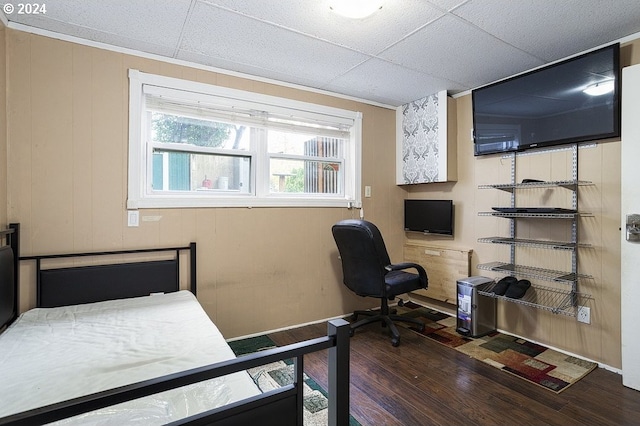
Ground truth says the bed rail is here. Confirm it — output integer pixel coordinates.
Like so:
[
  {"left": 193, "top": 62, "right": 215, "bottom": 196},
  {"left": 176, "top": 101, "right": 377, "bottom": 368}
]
[{"left": 0, "top": 318, "right": 351, "bottom": 426}]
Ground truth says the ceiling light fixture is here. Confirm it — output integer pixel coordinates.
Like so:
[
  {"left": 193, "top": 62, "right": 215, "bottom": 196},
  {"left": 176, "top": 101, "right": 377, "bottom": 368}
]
[
  {"left": 583, "top": 80, "right": 614, "bottom": 96},
  {"left": 329, "top": 0, "right": 384, "bottom": 19}
]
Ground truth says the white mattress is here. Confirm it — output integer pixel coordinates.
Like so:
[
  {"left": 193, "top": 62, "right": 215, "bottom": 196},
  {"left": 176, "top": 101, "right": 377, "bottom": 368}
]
[{"left": 0, "top": 291, "right": 260, "bottom": 424}]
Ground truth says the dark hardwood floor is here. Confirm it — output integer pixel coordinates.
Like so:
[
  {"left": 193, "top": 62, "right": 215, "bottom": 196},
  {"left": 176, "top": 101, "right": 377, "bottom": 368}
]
[{"left": 267, "top": 321, "right": 640, "bottom": 426}]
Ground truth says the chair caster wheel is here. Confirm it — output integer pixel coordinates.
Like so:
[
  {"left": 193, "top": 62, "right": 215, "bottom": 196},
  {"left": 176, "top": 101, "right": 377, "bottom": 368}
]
[
  {"left": 418, "top": 323, "right": 425, "bottom": 333},
  {"left": 349, "top": 329, "right": 355, "bottom": 337},
  {"left": 392, "top": 338, "right": 400, "bottom": 347},
  {"left": 398, "top": 299, "right": 404, "bottom": 307}
]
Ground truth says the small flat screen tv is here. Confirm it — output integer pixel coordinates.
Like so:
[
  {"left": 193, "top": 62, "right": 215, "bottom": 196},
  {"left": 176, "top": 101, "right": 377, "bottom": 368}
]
[
  {"left": 472, "top": 43, "right": 620, "bottom": 156},
  {"left": 404, "top": 199, "right": 454, "bottom": 236}
]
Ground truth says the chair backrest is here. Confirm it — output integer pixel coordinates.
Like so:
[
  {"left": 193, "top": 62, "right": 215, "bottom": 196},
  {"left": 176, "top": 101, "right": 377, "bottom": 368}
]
[{"left": 331, "top": 219, "right": 391, "bottom": 298}]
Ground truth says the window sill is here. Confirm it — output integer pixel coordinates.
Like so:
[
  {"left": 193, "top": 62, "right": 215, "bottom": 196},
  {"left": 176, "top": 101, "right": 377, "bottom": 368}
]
[{"left": 127, "top": 196, "right": 359, "bottom": 209}]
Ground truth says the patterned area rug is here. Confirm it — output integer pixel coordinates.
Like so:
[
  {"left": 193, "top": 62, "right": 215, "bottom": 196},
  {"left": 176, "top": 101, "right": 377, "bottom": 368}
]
[
  {"left": 228, "top": 336, "right": 361, "bottom": 426},
  {"left": 396, "top": 301, "right": 598, "bottom": 393}
]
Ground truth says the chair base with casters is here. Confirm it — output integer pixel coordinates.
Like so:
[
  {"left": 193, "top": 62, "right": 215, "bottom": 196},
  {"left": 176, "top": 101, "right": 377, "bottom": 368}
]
[{"left": 349, "top": 297, "right": 425, "bottom": 347}]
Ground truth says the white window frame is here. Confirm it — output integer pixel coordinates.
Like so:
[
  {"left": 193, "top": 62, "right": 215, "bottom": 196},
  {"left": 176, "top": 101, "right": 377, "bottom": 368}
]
[{"left": 127, "top": 70, "right": 362, "bottom": 209}]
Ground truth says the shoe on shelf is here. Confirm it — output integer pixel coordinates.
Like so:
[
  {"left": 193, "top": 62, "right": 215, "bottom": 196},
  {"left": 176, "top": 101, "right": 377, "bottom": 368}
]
[
  {"left": 505, "top": 279, "right": 531, "bottom": 299},
  {"left": 492, "top": 276, "right": 517, "bottom": 296}
]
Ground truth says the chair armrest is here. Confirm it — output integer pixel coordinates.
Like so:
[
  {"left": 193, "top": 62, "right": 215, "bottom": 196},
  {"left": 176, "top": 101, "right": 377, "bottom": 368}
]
[
  {"left": 386, "top": 262, "right": 424, "bottom": 273},
  {"left": 385, "top": 262, "right": 428, "bottom": 288}
]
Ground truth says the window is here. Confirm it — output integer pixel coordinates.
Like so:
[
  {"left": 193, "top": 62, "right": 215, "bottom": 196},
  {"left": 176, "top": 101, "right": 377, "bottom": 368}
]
[{"left": 127, "top": 70, "right": 362, "bottom": 208}]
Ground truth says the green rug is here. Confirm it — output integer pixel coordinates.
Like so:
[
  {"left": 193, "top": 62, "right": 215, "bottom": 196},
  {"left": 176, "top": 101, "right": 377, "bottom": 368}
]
[
  {"left": 228, "top": 335, "right": 361, "bottom": 426},
  {"left": 396, "top": 301, "right": 598, "bottom": 393}
]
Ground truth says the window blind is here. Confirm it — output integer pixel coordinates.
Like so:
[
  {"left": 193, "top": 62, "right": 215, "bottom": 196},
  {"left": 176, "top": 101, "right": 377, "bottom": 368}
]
[{"left": 144, "top": 85, "right": 352, "bottom": 139}]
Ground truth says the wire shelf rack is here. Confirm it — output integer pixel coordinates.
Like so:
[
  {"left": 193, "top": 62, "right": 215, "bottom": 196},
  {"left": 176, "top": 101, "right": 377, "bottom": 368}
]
[
  {"left": 478, "top": 211, "right": 591, "bottom": 219},
  {"left": 477, "top": 281, "right": 591, "bottom": 316},
  {"left": 478, "top": 180, "right": 594, "bottom": 192},
  {"left": 477, "top": 237, "right": 591, "bottom": 250},
  {"left": 476, "top": 262, "right": 591, "bottom": 284}
]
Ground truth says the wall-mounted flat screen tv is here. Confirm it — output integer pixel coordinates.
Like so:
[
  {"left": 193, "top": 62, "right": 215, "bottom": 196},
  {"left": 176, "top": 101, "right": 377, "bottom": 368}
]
[
  {"left": 404, "top": 199, "right": 454, "bottom": 236},
  {"left": 472, "top": 43, "right": 620, "bottom": 156}
]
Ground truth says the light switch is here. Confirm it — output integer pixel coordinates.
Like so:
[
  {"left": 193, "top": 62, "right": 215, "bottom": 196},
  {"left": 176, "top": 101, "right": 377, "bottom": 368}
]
[
  {"left": 364, "top": 186, "right": 372, "bottom": 198},
  {"left": 127, "top": 210, "right": 139, "bottom": 227}
]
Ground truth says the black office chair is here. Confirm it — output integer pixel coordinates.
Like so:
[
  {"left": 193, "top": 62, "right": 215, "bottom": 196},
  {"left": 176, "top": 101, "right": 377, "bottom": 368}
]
[{"left": 332, "top": 219, "right": 428, "bottom": 346}]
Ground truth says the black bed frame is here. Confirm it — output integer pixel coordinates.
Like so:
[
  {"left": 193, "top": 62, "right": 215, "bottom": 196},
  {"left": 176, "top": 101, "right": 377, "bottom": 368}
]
[
  {"left": 0, "top": 224, "right": 19, "bottom": 331},
  {"left": 0, "top": 224, "right": 351, "bottom": 426},
  {"left": 23, "top": 242, "right": 197, "bottom": 309}
]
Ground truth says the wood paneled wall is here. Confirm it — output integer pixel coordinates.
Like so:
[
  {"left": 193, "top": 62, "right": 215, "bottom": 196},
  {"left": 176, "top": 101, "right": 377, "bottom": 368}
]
[
  {"left": 3, "top": 27, "right": 638, "bottom": 369},
  {"left": 4, "top": 29, "right": 403, "bottom": 338},
  {"left": 406, "top": 39, "right": 640, "bottom": 369}
]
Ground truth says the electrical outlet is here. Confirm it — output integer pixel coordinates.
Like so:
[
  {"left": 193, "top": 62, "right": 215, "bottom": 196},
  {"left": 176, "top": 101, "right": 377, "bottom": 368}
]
[{"left": 577, "top": 306, "right": 591, "bottom": 324}]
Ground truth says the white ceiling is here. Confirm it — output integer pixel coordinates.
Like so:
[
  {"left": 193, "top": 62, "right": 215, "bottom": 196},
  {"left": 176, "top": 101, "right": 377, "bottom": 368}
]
[{"left": 2, "top": 0, "right": 640, "bottom": 107}]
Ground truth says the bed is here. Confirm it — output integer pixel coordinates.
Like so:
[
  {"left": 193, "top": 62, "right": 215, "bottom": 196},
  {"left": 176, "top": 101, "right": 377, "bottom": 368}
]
[{"left": 0, "top": 224, "right": 350, "bottom": 426}]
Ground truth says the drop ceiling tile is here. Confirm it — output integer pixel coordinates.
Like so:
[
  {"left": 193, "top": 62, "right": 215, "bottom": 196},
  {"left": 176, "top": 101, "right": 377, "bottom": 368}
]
[
  {"left": 453, "top": 0, "right": 640, "bottom": 61},
  {"left": 199, "top": 0, "right": 446, "bottom": 55},
  {"left": 180, "top": 2, "right": 371, "bottom": 85},
  {"left": 7, "top": 0, "right": 192, "bottom": 52},
  {"left": 176, "top": 49, "right": 332, "bottom": 91},
  {"left": 11, "top": 17, "right": 175, "bottom": 58},
  {"left": 3, "top": 0, "right": 640, "bottom": 106},
  {"left": 324, "top": 58, "right": 467, "bottom": 106},
  {"left": 379, "top": 14, "right": 544, "bottom": 91},
  {"left": 426, "top": 0, "right": 471, "bottom": 12}
]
